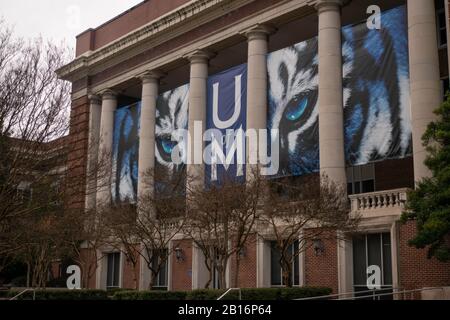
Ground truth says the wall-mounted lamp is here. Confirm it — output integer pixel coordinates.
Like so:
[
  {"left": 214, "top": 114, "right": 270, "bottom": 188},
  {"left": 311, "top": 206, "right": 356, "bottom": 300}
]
[
  {"left": 313, "top": 239, "right": 325, "bottom": 256},
  {"left": 174, "top": 247, "right": 184, "bottom": 262},
  {"left": 238, "top": 247, "right": 246, "bottom": 258}
]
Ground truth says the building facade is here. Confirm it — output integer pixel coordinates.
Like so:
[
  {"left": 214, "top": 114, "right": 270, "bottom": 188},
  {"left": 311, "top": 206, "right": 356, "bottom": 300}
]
[{"left": 58, "top": 0, "right": 450, "bottom": 295}]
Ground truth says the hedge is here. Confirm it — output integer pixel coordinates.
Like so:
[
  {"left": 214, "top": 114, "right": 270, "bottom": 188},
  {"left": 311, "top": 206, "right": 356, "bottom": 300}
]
[
  {"left": 3, "top": 287, "right": 331, "bottom": 300},
  {"left": 113, "top": 287, "right": 332, "bottom": 301},
  {"left": 113, "top": 290, "right": 187, "bottom": 300},
  {"left": 186, "top": 287, "right": 332, "bottom": 300},
  {"left": 7, "top": 289, "right": 109, "bottom": 300}
]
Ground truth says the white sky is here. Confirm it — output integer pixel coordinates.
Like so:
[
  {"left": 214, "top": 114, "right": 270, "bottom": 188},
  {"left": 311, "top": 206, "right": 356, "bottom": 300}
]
[{"left": 0, "top": 0, "right": 143, "bottom": 49}]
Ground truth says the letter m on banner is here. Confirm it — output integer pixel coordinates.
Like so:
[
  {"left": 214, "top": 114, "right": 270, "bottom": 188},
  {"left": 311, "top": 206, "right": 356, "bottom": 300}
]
[{"left": 205, "top": 64, "right": 247, "bottom": 184}]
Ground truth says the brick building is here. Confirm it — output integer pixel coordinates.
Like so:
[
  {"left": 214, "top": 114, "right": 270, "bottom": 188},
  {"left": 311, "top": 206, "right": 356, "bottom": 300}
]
[{"left": 57, "top": 0, "right": 450, "bottom": 296}]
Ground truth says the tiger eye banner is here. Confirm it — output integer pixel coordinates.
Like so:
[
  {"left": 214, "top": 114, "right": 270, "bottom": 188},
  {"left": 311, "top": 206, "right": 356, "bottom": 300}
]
[
  {"left": 155, "top": 84, "right": 189, "bottom": 196},
  {"left": 267, "top": 5, "right": 411, "bottom": 177},
  {"left": 111, "top": 102, "right": 140, "bottom": 203},
  {"left": 267, "top": 37, "right": 319, "bottom": 177},
  {"left": 342, "top": 5, "right": 411, "bottom": 166}
]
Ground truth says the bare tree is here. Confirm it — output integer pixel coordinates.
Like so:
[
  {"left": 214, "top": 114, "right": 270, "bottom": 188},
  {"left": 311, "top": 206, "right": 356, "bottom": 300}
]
[
  {"left": 184, "top": 170, "right": 262, "bottom": 289},
  {"left": 258, "top": 174, "right": 359, "bottom": 287},
  {"left": 0, "top": 20, "right": 71, "bottom": 285},
  {"left": 105, "top": 168, "right": 186, "bottom": 290}
]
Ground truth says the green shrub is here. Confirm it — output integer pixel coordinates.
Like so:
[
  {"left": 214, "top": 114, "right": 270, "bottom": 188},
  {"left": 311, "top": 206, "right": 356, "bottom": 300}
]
[
  {"left": 186, "top": 287, "right": 331, "bottom": 300},
  {"left": 187, "top": 289, "right": 239, "bottom": 300},
  {"left": 4, "top": 287, "right": 331, "bottom": 300},
  {"left": 241, "top": 288, "right": 280, "bottom": 300},
  {"left": 277, "top": 287, "right": 332, "bottom": 300},
  {"left": 113, "top": 290, "right": 187, "bottom": 300},
  {"left": 8, "top": 289, "right": 109, "bottom": 300}
]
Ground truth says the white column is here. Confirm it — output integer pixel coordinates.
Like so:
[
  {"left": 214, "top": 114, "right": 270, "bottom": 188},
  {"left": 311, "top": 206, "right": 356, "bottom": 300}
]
[
  {"left": 408, "top": 0, "right": 441, "bottom": 181},
  {"left": 137, "top": 71, "right": 162, "bottom": 201},
  {"left": 186, "top": 50, "right": 212, "bottom": 187},
  {"left": 137, "top": 71, "right": 162, "bottom": 291},
  {"left": 244, "top": 25, "right": 274, "bottom": 175},
  {"left": 313, "top": 0, "right": 347, "bottom": 295},
  {"left": 96, "top": 89, "right": 117, "bottom": 207},
  {"left": 316, "top": 0, "right": 346, "bottom": 187},
  {"left": 85, "top": 94, "right": 102, "bottom": 211}
]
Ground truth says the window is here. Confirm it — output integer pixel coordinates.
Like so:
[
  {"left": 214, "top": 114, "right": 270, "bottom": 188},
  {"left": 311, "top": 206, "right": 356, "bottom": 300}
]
[
  {"left": 270, "top": 241, "right": 300, "bottom": 287},
  {"left": 17, "top": 181, "right": 32, "bottom": 203},
  {"left": 150, "top": 249, "right": 168, "bottom": 289},
  {"left": 436, "top": 0, "right": 447, "bottom": 47},
  {"left": 346, "top": 164, "right": 375, "bottom": 195},
  {"left": 106, "top": 252, "right": 121, "bottom": 289},
  {"left": 352, "top": 233, "right": 393, "bottom": 299},
  {"left": 441, "top": 77, "right": 449, "bottom": 100},
  {"left": 211, "top": 247, "right": 221, "bottom": 289}
]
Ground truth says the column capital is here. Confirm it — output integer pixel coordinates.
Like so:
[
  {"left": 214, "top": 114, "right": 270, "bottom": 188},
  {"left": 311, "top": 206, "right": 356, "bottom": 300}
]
[
  {"left": 88, "top": 93, "right": 101, "bottom": 105},
  {"left": 100, "top": 89, "right": 117, "bottom": 101},
  {"left": 307, "top": 0, "right": 347, "bottom": 13},
  {"left": 138, "top": 70, "right": 165, "bottom": 84},
  {"left": 184, "top": 49, "right": 215, "bottom": 64},
  {"left": 241, "top": 24, "right": 276, "bottom": 41}
]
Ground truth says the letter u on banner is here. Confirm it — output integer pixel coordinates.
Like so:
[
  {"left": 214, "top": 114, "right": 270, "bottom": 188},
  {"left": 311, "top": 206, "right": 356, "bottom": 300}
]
[{"left": 212, "top": 74, "right": 242, "bottom": 129}]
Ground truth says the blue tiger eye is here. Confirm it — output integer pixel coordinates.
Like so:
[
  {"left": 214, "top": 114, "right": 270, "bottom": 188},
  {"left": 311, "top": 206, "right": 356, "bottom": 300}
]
[
  {"left": 286, "top": 97, "right": 308, "bottom": 121},
  {"left": 162, "top": 139, "right": 177, "bottom": 154}
]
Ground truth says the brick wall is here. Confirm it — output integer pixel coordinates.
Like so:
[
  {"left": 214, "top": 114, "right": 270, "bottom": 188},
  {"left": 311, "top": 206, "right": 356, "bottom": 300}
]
[
  {"left": 375, "top": 157, "right": 415, "bottom": 191},
  {"left": 76, "top": 0, "right": 192, "bottom": 56},
  {"left": 229, "top": 234, "right": 257, "bottom": 288},
  {"left": 304, "top": 230, "right": 339, "bottom": 293},
  {"left": 79, "top": 248, "right": 97, "bottom": 289},
  {"left": 398, "top": 220, "right": 450, "bottom": 295},
  {"left": 66, "top": 96, "right": 90, "bottom": 210},
  {"left": 171, "top": 239, "right": 193, "bottom": 291},
  {"left": 122, "top": 253, "right": 140, "bottom": 290}
]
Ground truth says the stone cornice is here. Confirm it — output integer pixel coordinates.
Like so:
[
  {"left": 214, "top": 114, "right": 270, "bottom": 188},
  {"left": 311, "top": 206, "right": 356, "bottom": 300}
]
[
  {"left": 65, "top": 0, "right": 316, "bottom": 100},
  {"left": 57, "top": 0, "right": 251, "bottom": 82}
]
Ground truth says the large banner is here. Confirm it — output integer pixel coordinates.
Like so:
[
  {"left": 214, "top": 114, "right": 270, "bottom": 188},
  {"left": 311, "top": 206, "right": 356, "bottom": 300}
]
[
  {"left": 111, "top": 6, "right": 411, "bottom": 189},
  {"left": 267, "top": 5, "right": 411, "bottom": 177},
  {"left": 343, "top": 5, "right": 411, "bottom": 166},
  {"left": 205, "top": 64, "right": 247, "bottom": 184},
  {"left": 267, "top": 37, "right": 320, "bottom": 177},
  {"left": 111, "top": 102, "right": 141, "bottom": 203},
  {"left": 155, "top": 84, "right": 189, "bottom": 196}
]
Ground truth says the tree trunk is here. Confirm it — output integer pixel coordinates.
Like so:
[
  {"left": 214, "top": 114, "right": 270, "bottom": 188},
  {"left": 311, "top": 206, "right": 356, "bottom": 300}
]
[
  {"left": 280, "top": 257, "right": 292, "bottom": 288},
  {"left": 234, "top": 255, "right": 241, "bottom": 288},
  {"left": 26, "top": 262, "right": 30, "bottom": 287}
]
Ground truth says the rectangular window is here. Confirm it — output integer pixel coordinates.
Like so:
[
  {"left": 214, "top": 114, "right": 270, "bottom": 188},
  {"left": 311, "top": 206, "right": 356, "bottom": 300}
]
[
  {"left": 436, "top": 0, "right": 447, "bottom": 47},
  {"left": 346, "top": 164, "right": 375, "bottom": 195},
  {"left": 441, "top": 77, "right": 449, "bottom": 100},
  {"left": 106, "top": 252, "right": 121, "bottom": 289},
  {"left": 352, "top": 233, "right": 393, "bottom": 300},
  {"left": 270, "top": 241, "right": 300, "bottom": 287},
  {"left": 151, "top": 249, "right": 168, "bottom": 289},
  {"left": 17, "top": 181, "right": 32, "bottom": 203}
]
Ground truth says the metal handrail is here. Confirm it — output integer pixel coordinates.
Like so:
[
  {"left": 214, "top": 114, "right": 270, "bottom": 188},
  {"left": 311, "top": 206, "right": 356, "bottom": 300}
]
[
  {"left": 217, "top": 288, "right": 242, "bottom": 300},
  {"left": 9, "top": 288, "right": 36, "bottom": 301},
  {"left": 296, "top": 287, "right": 399, "bottom": 300},
  {"left": 296, "top": 286, "right": 447, "bottom": 300},
  {"left": 342, "top": 287, "right": 447, "bottom": 300}
]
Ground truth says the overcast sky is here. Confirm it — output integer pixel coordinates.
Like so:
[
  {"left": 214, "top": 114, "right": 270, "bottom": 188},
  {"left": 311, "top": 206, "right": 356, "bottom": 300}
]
[{"left": 1, "top": 0, "right": 143, "bottom": 49}]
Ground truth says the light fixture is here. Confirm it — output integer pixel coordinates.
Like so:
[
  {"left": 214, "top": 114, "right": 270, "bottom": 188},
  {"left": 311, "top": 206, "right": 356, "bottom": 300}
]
[
  {"left": 313, "top": 239, "right": 325, "bottom": 256},
  {"left": 238, "top": 247, "right": 246, "bottom": 258},
  {"left": 174, "top": 247, "right": 184, "bottom": 262}
]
